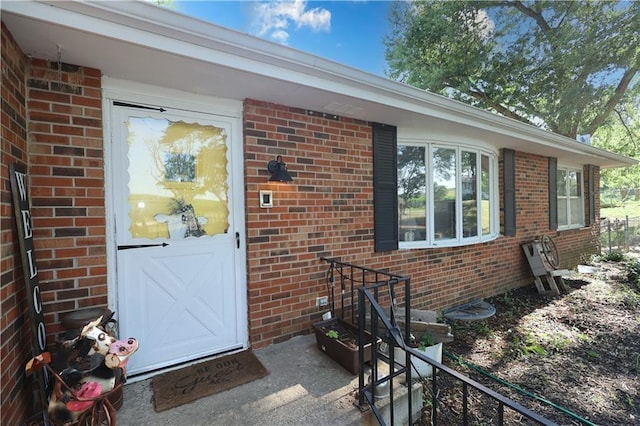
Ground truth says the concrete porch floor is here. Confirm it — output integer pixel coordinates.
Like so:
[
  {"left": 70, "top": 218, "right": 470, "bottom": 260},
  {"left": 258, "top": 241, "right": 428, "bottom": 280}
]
[{"left": 116, "top": 334, "right": 390, "bottom": 426}]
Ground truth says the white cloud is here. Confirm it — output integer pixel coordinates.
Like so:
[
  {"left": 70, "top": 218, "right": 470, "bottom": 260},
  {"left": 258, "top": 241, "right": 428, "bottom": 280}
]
[
  {"left": 456, "top": 8, "right": 495, "bottom": 39},
  {"left": 473, "top": 9, "right": 495, "bottom": 39},
  {"left": 252, "top": 0, "right": 331, "bottom": 44}
]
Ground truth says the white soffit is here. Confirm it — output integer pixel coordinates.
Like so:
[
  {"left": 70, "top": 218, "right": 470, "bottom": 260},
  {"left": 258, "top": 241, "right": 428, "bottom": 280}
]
[{"left": 1, "top": 0, "right": 636, "bottom": 169}]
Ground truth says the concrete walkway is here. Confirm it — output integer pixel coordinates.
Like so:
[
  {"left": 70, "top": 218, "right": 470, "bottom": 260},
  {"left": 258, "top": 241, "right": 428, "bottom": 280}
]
[{"left": 116, "top": 334, "right": 377, "bottom": 426}]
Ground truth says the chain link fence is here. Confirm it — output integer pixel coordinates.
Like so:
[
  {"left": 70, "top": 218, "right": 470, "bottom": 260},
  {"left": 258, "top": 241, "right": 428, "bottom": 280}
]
[
  {"left": 600, "top": 216, "right": 640, "bottom": 253},
  {"left": 600, "top": 188, "right": 640, "bottom": 208}
]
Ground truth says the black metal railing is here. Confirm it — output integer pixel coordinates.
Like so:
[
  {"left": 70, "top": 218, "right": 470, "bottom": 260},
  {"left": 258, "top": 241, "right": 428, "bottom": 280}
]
[
  {"left": 360, "top": 284, "right": 556, "bottom": 425},
  {"left": 321, "top": 257, "right": 556, "bottom": 426},
  {"left": 320, "top": 256, "right": 408, "bottom": 324}
]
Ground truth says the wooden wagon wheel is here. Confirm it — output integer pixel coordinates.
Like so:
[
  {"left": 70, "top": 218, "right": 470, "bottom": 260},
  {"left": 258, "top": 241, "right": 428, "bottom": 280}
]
[{"left": 541, "top": 234, "right": 560, "bottom": 269}]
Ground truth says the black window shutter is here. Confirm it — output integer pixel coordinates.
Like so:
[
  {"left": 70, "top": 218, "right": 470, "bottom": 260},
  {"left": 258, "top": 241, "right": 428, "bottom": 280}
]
[
  {"left": 372, "top": 122, "right": 398, "bottom": 252},
  {"left": 549, "top": 157, "right": 558, "bottom": 230},
  {"left": 588, "top": 164, "right": 596, "bottom": 225},
  {"left": 503, "top": 149, "right": 516, "bottom": 236}
]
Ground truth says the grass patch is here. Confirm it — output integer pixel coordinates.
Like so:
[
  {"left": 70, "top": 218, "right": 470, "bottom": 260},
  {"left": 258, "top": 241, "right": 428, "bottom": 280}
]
[{"left": 601, "top": 200, "right": 640, "bottom": 219}]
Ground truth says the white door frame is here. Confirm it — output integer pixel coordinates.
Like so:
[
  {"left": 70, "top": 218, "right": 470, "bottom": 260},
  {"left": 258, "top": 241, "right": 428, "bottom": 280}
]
[{"left": 102, "top": 77, "right": 248, "bottom": 355}]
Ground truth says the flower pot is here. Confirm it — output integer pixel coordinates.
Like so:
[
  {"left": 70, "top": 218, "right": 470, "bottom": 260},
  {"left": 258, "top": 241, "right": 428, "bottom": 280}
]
[
  {"left": 394, "top": 342, "right": 442, "bottom": 378},
  {"left": 312, "top": 318, "right": 378, "bottom": 374}
]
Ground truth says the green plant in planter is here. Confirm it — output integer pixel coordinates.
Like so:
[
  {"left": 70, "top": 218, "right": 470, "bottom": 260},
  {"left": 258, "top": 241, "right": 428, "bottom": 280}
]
[
  {"left": 409, "top": 333, "right": 435, "bottom": 350},
  {"left": 419, "top": 333, "right": 435, "bottom": 350},
  {"left": 326, "top": 330, "right": 339, "bottom": 339}
]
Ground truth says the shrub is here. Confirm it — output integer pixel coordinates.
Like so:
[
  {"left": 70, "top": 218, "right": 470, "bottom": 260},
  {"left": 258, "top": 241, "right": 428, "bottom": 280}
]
[
  {"left": 603, "top": 251, "right": 626, "bottom": 262},
  {"left": 625, "top": 260, "right": 640, "bottom": 290}
]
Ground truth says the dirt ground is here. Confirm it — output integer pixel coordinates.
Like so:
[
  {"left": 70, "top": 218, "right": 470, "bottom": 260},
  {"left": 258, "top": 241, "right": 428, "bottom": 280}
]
[{"left": 421, "top": 253, "right": 640, "bottom": 425}]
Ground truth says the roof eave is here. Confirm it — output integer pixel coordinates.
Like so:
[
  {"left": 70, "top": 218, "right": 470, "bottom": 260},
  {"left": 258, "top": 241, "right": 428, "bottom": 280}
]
[{"left": 3, "top": 0, "right": 637, "bottom": 169}]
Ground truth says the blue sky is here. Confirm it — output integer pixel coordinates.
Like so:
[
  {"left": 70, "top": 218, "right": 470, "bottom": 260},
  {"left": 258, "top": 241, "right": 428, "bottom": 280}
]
[{"left": 172, "top": 1, "right": 393, "bottom": 76}]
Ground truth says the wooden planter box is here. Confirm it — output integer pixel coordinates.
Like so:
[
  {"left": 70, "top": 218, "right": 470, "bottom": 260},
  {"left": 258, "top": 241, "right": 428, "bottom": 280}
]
[{"left": 312, "top": 318, "right": 378, "bottom": 374}]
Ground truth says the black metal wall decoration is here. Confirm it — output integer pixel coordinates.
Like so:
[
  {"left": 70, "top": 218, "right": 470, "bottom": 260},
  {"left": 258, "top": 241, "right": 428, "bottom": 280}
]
[{"left": 10, "top": 163, "right": 51, "bottom": 424}]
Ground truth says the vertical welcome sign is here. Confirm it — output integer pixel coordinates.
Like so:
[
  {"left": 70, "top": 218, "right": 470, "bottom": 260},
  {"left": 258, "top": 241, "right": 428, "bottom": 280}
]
[{"left": 9, "top": 163, "right": 51, "bottom": 419}]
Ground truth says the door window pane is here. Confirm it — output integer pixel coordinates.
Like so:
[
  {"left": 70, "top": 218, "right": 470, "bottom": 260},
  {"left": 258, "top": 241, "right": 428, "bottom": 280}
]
[{"left": 126, "top": 117, "right": 229, "bottom": 239}]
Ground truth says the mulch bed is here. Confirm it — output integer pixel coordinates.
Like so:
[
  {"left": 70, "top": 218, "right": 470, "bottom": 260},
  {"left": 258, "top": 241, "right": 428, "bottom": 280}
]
[{"left": 418, "top": 257, "right": 640, "bottom": 425}]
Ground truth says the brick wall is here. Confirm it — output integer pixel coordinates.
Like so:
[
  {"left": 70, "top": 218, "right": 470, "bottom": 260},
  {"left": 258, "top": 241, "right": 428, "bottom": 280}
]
[
  {"left": 1, "top": 22, "right": 33, "bottom": 426},
  {"left": 244, "top": 100, "right": 377, "bottom": 346},
  {"left": 26, "top": 59, "right": 106, "bottom": 338},
  {"left": 243, "top": 99, "right": 599, "bottom": 348},
  {"left": 1, "top": 30, "right": 106, "bottom": 421}
]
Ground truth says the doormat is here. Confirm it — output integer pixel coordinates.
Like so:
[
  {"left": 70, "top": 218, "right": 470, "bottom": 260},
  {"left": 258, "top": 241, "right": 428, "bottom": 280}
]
[{"left": 151, "top": 350, "right": 269, "bottom": 412}]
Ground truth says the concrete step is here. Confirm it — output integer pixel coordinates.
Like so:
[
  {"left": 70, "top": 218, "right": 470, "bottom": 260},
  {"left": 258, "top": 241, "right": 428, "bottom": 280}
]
[{"left": 353, "top": 366, "right": 424, "bottom": 426}]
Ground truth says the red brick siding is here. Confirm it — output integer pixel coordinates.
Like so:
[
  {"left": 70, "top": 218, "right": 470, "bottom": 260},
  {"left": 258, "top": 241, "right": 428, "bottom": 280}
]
[
  {"left": 243, "top": 99, "right": 599, "bottom": 348},
  {"left": 1, "top": 22, "right": 32, "bottom": 426},
  {"left": 26, "top": 59, "right": 106, "bottom": 338},
  {"left": 2, "top": 31, "right": 107, "bottom": 421}
]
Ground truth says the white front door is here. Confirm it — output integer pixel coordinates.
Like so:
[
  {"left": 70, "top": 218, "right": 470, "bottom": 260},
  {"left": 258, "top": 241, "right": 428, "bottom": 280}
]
[{"left": 108, "top": 97, "right": 246, "bottom": 376}]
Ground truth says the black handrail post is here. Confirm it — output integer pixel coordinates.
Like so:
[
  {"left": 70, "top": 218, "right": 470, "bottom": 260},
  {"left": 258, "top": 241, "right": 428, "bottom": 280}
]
[
  {"left": 358, "top": 266, "right": 367, "bottom": 324},
  {"left": 373, "top": 284, "right": 381, "bottom": 417},
  {"left": 405, "top": 277, "right": 412, "bottom": 388},
  {"left": 372, "top": 296, "right": 379, "bottom": 407},
  {"left": 358, "top": 287, "right": 366, "bottom": 409},
  {"left": 341, "top": 263, "right": 346, "bottom": 320},
  {"left": 348, "top": 265, "right": 353, "bottom": 323}
]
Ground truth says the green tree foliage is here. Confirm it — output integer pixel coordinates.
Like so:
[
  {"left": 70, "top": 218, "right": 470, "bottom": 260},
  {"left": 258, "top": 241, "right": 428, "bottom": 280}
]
[
  {"left": 385, "top": 0, "right": 639, "bottom": 139},
  {"left": 594, "top": 100, "right": 640, "bottom": 203}
]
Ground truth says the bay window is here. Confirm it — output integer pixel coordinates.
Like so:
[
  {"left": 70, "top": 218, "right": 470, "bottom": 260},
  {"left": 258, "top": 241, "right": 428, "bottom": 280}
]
[{"left": 398, "top": 142, "right": 498, "bottom": 248}]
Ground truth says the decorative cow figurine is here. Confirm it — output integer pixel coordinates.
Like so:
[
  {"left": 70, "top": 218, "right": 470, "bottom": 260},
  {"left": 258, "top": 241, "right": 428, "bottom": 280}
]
[
  {"left": 155, "top": 202, "right": 208, "bottom": 239},
  {"left": 80, "top": 316, "right": 117, "bottom": 356},
  {"left": 27, "top": 314, "right": 139, "bottom": 425},
  {"left": 105, "top": 337, "right": 139, "bottom": 370}
]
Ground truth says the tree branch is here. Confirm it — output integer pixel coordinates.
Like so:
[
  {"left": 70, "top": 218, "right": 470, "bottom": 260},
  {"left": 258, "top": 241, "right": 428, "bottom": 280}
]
[
  {"left": 500, "top": 1, "right": 552, "bottom": 32},
  {"left": 585, "top": 65, "right": 639, "bottom": 135},
  {"left": 555, "top": 1, "right": 575, "bottom": 28},
  {"left": 614, "top": 108, "right": 638, "bottom": 151},
  {"left": 467, "top": 88, "right": 531, "bottom": 123}
]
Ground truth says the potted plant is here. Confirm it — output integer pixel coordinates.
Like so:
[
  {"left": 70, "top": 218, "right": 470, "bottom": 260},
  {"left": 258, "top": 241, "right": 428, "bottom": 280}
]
[
  {"left": 394, "top": 332, "right": 443, "bottom": 378},
  {"left": 312, "top": 318, "right": 379, "bottom": 374}
]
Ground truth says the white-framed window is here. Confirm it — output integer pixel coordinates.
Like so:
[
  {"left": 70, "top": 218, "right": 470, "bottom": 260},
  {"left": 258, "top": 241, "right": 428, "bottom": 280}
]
[
  {"left": 557, "top": 166, "right": 584, "bottom": 229},
  {"left": 397, "top": 142, "right": 498, "bottom": 248}
]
